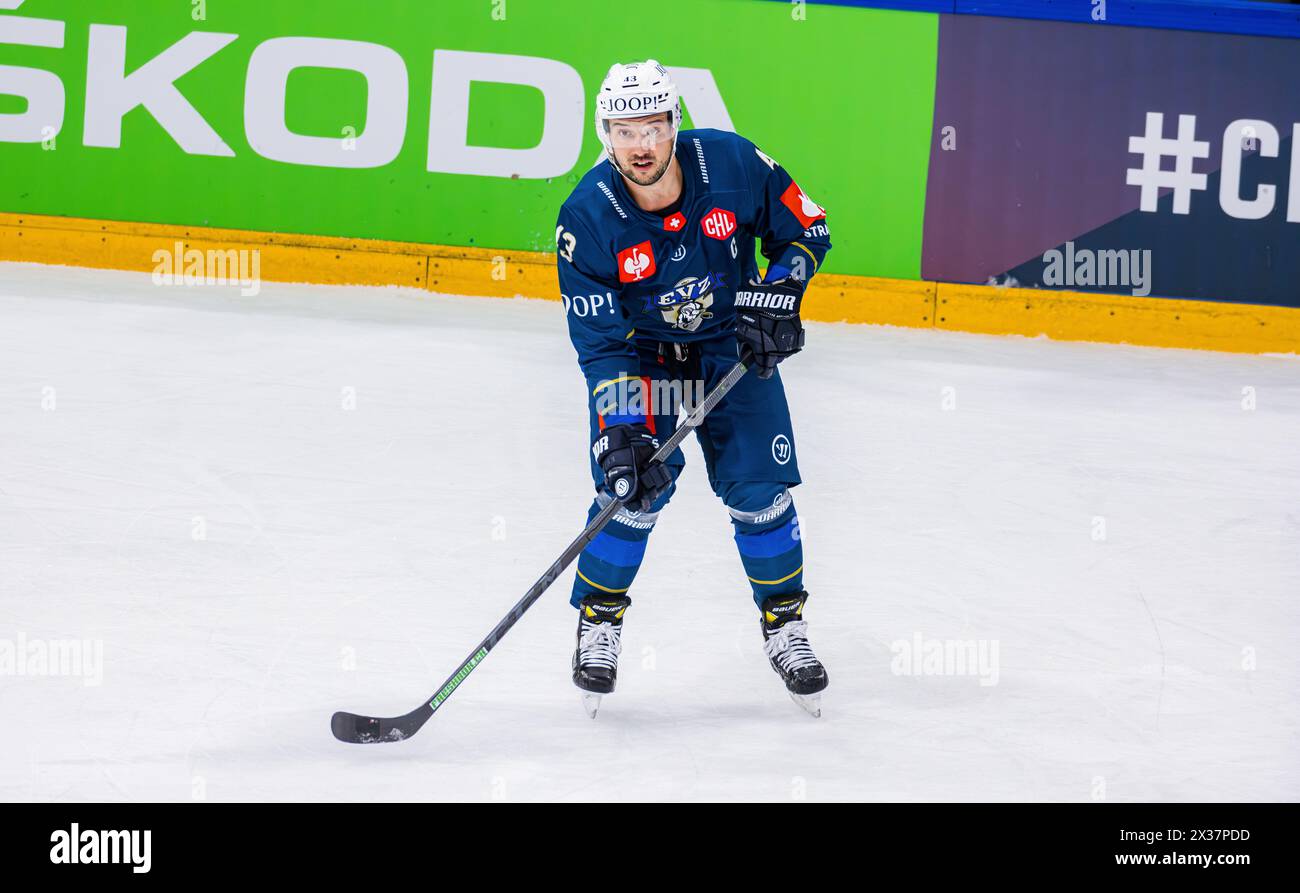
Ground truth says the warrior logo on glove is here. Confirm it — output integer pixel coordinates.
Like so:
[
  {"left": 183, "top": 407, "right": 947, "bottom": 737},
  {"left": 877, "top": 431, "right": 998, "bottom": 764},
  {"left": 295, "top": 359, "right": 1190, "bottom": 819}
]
[{"left": 735, "top": 277, "right": 806, "bottom": 380}]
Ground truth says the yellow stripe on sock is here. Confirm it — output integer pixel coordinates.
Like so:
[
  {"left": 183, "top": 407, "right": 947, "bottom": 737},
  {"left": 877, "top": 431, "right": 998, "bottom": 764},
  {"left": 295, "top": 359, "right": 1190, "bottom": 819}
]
[
  {"left": 747, "top": 565, "right": 804, "bottom": 586},
  {"left": 576, "top": 569, "right": 630, "bottom": 594}
]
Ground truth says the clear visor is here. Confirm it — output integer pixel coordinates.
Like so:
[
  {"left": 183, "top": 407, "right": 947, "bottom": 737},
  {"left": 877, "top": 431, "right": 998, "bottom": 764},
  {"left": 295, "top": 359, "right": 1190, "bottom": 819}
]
[{"left": 604, "top": 117, "right": 674, "bottom": 149}]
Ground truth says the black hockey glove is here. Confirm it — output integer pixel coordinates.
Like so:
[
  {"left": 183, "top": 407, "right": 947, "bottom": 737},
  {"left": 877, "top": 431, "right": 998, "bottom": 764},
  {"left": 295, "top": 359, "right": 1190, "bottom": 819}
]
[
  {"left": 592, "top": 423, "right": 673, "bottom": 512},
  {"left": 735, "top": 277, "right": 806, "bottom": 380}
]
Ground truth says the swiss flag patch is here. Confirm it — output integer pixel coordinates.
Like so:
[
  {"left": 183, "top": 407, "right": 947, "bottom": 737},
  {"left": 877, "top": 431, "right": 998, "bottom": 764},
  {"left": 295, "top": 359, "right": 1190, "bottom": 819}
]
[
  {"left": 700, "top": 207, "right": 736, "bottom": 241},
  {"left": 617, "top": 240, "right": 656, "bottom": 283},
  {"left": 662, "top": 212, "right": 686, "bottom": 232},
  {"left": 780, "top": 181, "right": 826, "bottom": 228}
]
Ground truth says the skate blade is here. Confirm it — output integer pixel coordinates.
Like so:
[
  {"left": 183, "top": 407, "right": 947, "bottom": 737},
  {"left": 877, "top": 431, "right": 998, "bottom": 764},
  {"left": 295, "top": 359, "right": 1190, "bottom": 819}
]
[
  {"left": 790, "top": 692, "right": 822, "bottom": 718},
  {"left": 581, "top": 692, "right": 603, "bottom": 719}
]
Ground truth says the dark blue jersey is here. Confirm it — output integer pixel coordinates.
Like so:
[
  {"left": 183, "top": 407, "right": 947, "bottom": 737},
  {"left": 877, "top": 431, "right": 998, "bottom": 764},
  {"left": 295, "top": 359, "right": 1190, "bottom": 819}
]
[{"left": 555, "top": 128, "right": 831, "bottom": 427}]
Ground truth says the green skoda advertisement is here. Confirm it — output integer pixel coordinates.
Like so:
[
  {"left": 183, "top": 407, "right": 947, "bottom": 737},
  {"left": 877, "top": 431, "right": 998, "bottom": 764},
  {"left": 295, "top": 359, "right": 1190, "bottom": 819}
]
[{"left": 0, "top": 0, "right": 937, "bottom": 277}]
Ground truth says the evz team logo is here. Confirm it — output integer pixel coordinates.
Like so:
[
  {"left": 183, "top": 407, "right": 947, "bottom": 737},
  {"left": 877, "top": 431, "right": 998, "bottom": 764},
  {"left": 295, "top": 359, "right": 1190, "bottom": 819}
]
[
  {"left": 780, "top": 182, "right": 825, "bottom": 229},
  {"left": 701, "top": 207, "right": 736, "bottom": 240},
  {"left": 645, "top": 272, "right": 725, "bottom": 332},
  {"left": 617, "top": 240, "right": 656, "bottom": 282}
]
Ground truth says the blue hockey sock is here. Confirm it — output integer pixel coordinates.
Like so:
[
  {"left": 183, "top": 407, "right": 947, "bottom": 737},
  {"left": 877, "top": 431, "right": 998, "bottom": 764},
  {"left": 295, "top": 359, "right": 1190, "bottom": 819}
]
[
  {"left": 722, "top": 484, "right": 804, "bottom": 607},
  {"left": 569, "top": 487, "right": 670, "bottom": 607}
]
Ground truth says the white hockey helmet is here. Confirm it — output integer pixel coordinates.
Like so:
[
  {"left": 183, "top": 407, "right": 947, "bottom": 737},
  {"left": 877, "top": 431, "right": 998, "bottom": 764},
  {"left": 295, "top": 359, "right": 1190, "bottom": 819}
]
[{"left": 594, "top": 59, "right": 681, "bottom": 160}]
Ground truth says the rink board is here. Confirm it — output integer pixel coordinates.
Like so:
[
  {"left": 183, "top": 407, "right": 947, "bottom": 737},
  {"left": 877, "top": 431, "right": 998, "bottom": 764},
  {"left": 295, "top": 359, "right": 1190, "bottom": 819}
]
[
  {"left": 2, "top": 211, "right": 1295, "bottom": 354},
  {"left": 2, "top": 0, "right": 1297, "bottom": 319}
]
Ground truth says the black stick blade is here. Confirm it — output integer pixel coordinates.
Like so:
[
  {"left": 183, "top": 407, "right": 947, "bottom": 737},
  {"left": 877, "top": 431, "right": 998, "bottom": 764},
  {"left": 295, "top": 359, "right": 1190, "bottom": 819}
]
[{"left": 331, "top": 711, "right": 410, "bottom": 744}]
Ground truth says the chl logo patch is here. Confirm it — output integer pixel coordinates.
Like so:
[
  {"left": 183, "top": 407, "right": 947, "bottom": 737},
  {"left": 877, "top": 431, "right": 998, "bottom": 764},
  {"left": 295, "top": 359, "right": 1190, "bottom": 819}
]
[
  {"left": 617, "top": 240, "right": 656, "bottom": 282},
  {"left": 779, "top": 182, "right": 825, "bottom": 229},
  {"left": 701, "top": 207, "right": 737, "bottom": 240}
]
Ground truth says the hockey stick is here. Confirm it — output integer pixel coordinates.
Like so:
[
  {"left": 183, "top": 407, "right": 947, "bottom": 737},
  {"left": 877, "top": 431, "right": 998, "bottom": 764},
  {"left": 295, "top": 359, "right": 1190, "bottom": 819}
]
[{"left": 331, "top": 349, "right": 754, "bottom": 743}]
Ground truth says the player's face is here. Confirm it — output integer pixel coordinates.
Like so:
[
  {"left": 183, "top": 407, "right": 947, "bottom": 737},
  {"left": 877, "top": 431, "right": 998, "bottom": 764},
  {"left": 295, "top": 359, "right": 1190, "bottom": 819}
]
[{"left": 608, "top": 113, "right": 674, "bottom": 186}]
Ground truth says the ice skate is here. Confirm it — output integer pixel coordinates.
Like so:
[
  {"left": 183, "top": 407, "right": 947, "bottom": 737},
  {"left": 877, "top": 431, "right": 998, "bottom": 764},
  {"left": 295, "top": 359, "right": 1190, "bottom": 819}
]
[
  {"left": 760, "top": 591, "right": 828, "bottom": 717},
  {"left": 572, "top": 594, "right": 631, "bottom": 718}
]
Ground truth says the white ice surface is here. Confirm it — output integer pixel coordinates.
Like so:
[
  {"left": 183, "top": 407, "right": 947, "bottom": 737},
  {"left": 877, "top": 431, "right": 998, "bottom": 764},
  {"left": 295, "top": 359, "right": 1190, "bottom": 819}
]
[{"left": 1, "top": 262, "right": 1297, "bottom": 802}]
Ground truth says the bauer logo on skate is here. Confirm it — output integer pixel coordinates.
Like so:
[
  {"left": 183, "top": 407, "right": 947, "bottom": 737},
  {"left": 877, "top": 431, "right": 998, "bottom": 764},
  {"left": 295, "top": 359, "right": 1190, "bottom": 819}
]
[{"left": 617, "top": 241, "right": 655, "bottom": 282}]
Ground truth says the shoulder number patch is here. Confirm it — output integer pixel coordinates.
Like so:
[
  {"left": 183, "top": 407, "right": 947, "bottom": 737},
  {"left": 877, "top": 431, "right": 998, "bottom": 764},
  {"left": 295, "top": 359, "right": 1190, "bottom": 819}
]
[{"left": 556, "top": 225, "right": 577, "bottom": 263}]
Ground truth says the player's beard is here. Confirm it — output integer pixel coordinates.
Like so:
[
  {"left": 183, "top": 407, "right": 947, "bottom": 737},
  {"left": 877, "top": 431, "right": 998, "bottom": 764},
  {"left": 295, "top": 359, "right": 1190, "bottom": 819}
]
[{"left": 618, "top": 150, "right": 672, "bottom": 186}]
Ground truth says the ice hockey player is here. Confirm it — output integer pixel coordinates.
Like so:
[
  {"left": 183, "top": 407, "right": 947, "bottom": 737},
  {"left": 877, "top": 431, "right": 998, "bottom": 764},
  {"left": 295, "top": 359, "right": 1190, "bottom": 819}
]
[{"left": 555, "top": 60, "right": 831, "bottom": 717}]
